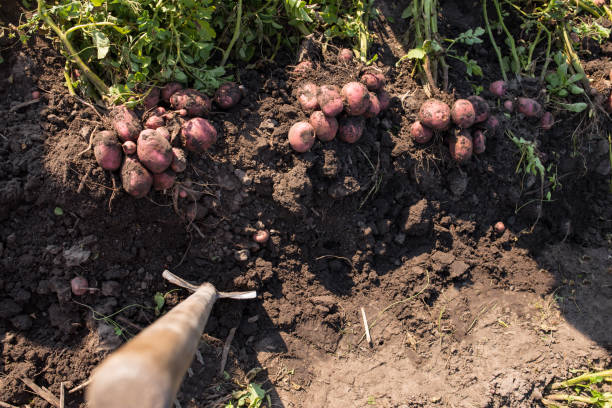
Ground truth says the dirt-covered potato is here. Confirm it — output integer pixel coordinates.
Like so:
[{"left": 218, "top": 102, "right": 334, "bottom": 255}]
[
  {"left": 181, "top": 118, "right": 217, "bottom": 153},
  {"left": 214, "top": 82, "right": 242, "bottom": 109},
  {"left": 418, "top": 99, "right": 451, "bottom": 130},
  {"left": 473, "top": 129, "right": 486, "bottom": 154},
  {"left": 111, "top": 105, "right": 141, "bottom": 142},
  {"left": 137, "top": 129, "right": 173, "bottom": 174},
  {"left": 449, "top": 130, "right": 473, "bottom": 163},
  {"left": 517, "top": 97, "right": 542, "bottom": 118},
  {"left": 451, "top": 99, "right": 476, "bottom": 128},
  {"left": 342, "top": 82, "right": 370, "bottom": 116},
  {"left": 170, "top": 89, "right": 212, "bottom": 116},
  {"left": 121, "top": 155, "right": 153, "bottom": 198},
  {"left": 153, "top": 169, "right": 176, "bottom": 191},
  {"left": 297, "top": 82, "right": 320, "bottom": 112},
  {"left": 162, "top": 82, "right": 183, "bottom": 103},
  {"left": 309, "top": 111, "right": 338, "bottom": 142},
  {"left": 317, "top": 85, "right": 344, "bottom": 117},
  {"left": 467, "top": 95, "right": 489, "bottom": 123},
  {"left": 410, "top": 121, "right": 433, "bottom": 144},
  {"left": 338, "top": 116, "right": 365, "bottom": 144},
  {"left": 288, "top": 121, "right": 316, "bottom": 152},
  {"left": 93, "top": 130, "right": 122, "bottom": 171}
]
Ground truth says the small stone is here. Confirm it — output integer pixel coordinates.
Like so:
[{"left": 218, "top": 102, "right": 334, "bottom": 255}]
[
  {"left": 234, "top": 169, "right": 253, "bottom": 186},
  {"left": 259, "top": 118, "right": 278, "bottom": 130},
  {"left": 63, "top": 245, "right": 91, "bottom": 267},
  {"left": 449, "top": 260, "right": 469, "bottom": 278},
  {"left": 394, "top": 233, "right": 406, "bottom": 244},
  {"left": 234, "top": 249, "right": 250, "bottom": 262},
  {"left": 432, "top": 251, "right": 455, "bottom": 265}
]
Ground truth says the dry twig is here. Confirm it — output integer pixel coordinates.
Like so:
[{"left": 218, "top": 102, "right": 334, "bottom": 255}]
[
  {"left": 20, "top": 377, "right": 60, "bottom": 408},
  {"left": 218, "top": 327, "right": 237, "bottom": 377}
]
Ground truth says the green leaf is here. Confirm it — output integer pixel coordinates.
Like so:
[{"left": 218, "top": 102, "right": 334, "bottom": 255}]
[
  {"left": 567, "top": 73, "right": 584, "bottom": 83},
  {"left": 54, "top": 207, "right": 64, "bottom": 216},
  {"left": 92, "top": 30, "right": 110, "bottom": 59},
  {"left": 153, "top": 292, "right": 165, "bottom": 316},
  {"left": 562, "top": 102, "right": 587, "bottom": 112},
  {"left": 90, "top": 0, "right": 103, "bottom": 6},
  {"left": 403, "top": 47, "right": 426, "bottom": 60},
  {"left": 401, "top": 7, "right": 412, "bottom": 19},
  {"left": 558, "top": 88, "right": 568, "bottom": 97},
  {"left": 569, "top": 84, "right": 584, "bottom": 95}
]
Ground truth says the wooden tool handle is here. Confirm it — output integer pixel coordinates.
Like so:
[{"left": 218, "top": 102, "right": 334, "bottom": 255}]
[{"left": 86, "top": 283, "right": 217, "bottom": 408}]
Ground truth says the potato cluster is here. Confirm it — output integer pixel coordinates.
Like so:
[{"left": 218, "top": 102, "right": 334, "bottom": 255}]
[{"left": 92, "top": 82, "right": 242, "bottom": 198}]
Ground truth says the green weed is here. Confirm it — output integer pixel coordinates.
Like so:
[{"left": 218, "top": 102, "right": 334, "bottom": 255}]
[{"left": 543, "top": 369, "right": 612, "bottom": 407}]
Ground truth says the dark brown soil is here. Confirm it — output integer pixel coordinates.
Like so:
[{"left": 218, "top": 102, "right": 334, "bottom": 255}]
[{"left": 1, "top": 1, "right": 611, "bottom": 407}]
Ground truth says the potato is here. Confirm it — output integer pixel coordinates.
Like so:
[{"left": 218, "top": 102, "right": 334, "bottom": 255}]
[
  {"left": 171, "top": 148, "right": 187, "bottom": 173},
  {"left": 294, "top": 60, "right": 313, "bottom": 74},
  {"left": 485, "top": 115, "right": 500, "bottom": 132},
  {"left": 410, "top": 121, "right": 433, "bottom": 144},
  {"left": 317, "top": 85, "right": 343, "bottom": 117},
  {"left": 361, "top": 72, "right": 383, "bottom": 91},
  {"left": 145, "top": 115, "right": 165, "bottom": 130},
  {"left": 214, "top": 82, "right": 242, "bottom": 109},
  {"left": 137, "top": 129, "right": 173, "bottom": 174},
  {"left": 253, "top": 230, "right": 270, "bottom": 243},
  {"left": 338, "top": 48, "right": 353, "bottom": 63},
  {"left": 121, "top": 155, "right": 153, "bottom": 198},
  {"left": 181, "top": 118, "right": 217, "bottom": 153},
  {"left": 111, "top": 105, "right": 141, "bottom": 142},
  {"left": 143, "top": 87, "right": 160, "bottom": 110},
  {"left": 467, "top": 95, "right": 489, "bottom": 123},
  {"left": 517, "top": 97, "right": 542, "bottom": 117},
  {"left": 288, "top": 121, "right": 316, "bottom": 152},
  {"left": 540, "top": 111, "right": 554, "bottom": 130},
  {"left": 342, "top": 82, "right": 370, "bottom": 116},
  {"left": 489, "top": 80, "right": 507, "bottom": 98},
  {"left": 494, "top": 221, "right": 505, "bottom": 234},
  {"left": 153, "top": 169, "right": 176, "bottom": 191},
  {"left": 418, "top": 99, "right": 451, "bottom": 130},
  {"left": 155, "top": 126, "right": 170, "bottom": 141},
  {"left": 503, "top": 100, "right": 514, "bottom": 112},
  {"left": 338, "top": 116, "right": 365, "bottom": 144},
  {"left": 297, "top": 82, "right": 320, "bottom": 112},
  {"left": 473, "top": 129, "right": 486, "bottom": 154},
  {"left": 377, "top": 89, "right": 391, "bottom": 111},
  {"left": 309, "top": 111, "right": 338, "bottom": 142},
  {"left": 449, "top": 130, "right": 473, "bottom": 163},
  {"left": 364, "top": 93, "right": 381, "bottom": 118},
  {"left": 122, "top": 141, "right": 137, "bottom": 155},
  {"left": 451, "top": 99, "right": 476, "bottom": 128},
  {"left": 170, "top": 89, "right": 211, "bottom": 116},
  {"left": 71, "top": 277, "right": 89, "bottom": 296},
  {"left": 93, "top": 130, "right": 122, "bottom": 171},
  {"left": 162, "top": 82, "right": 183, "bottom": 103}
]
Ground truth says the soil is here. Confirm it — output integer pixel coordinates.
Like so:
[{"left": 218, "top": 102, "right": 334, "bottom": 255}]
[{"left": 1, "top": 1, "right": 611, "bottom": 407}]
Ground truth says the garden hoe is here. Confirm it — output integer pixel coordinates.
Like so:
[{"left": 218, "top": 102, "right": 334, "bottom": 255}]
[{"left": 86, "top": 269, "right": 256, "bottom": 408}]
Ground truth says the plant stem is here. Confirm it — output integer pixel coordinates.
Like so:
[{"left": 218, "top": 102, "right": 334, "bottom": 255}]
[
  {"left": 37, "top": 0, "right": 108, "bottom": 96},
  {"left": 220, "top": 0, "right": 242, "bottom": 67},
  {"left": 543, "top": 394, "right": 610, "bottom": 404},
  {"left": 483, "top": 0, "right": 508, "bottom": 81},
  {"left": 64, "top": 22, "right": 117, "bottom": 37},
  {"left": 64, "top": 63, "right": 75, "bottom": 96},
  {"left": 539, "top": 25, "right": 552, "bottom": 83},
  {"left": 493, "top": 0, "right": 520, "bottom": 77},
  {"left": 356, "top": 0, "right": 369, "bottom": 62},
  {"left": 551, "top": 369, "right": 612, "bottom": 389},
  {"left": 561, "top": 23, "right": 590, "bottom": 92}
]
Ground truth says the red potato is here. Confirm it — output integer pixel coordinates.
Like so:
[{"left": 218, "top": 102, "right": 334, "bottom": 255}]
[
  {"left": 467, "top": 95, "right": 489, "bottom": 123},
  {"left": 338, "top": 48, "right": 353, "bottom": 62},
  {"left": 317, "top": 85, "right": 344, "bottom": 117},
  {"left": 111, "top": 105, "right": 142, "bottom": 142},
  {"left": 451, "top": 99, "right": 476, "bottom": 128},
  {"left": 145, "top": 115, "right": 165, "bottom": 130},
  {"left": 155, "top": 127, "right": 170, "bottom": 141},
  {"left": 144, "top": 87, "right": 160, "bottom": 110},
  {"left": 181, "top": 118, "right": 217, "bottom": 153},
  {"left": 32, "top": 90, "right": 41, "bottom": 99},
  {"left": 162, "top": 82, "right": 183, "bottom": 103},
  {"left": 517, "top": 97, "right": 542, "bottom": 118},
  {"left": 177, "top": 109, "right": 188, "bottom": 117},
  {"left": 93, "top": 130, "right": 122, "bottom": 171},
  {"left": 153, "top": 170, "right": 176, "bottom": 191},
  {"left": 214, "top": 82, "right": 242, "bottom": 109},
  {"left": 309, "top": 111, "right": 338, "bottom": 142},
  {"left": 253, "top": 230, "right": 270, "bottom": 244},
  {"left": 297, "top": 82, "right": 320, "bottom": 112},
  {"left": 151, "top": 106, "right": 166, "bottom": 116},
  {"left": 338, "top": 116, "right": 365, "bottom": 144},
  {"left": 503, "top": 100, "right": 514, "bottom": 112},
  {"left": 71, "top": 277, "right": 89, "bottom": 296},
  {"left": 121, "top": 156, "right": 153, "bottom": 198},
  {"left": 364, "top": 93, "right": 381, "bottom": 118},
  {"left": 122, "top": 141, "right": 137, "bottom": 155},
  {"left": 137, "top": 129, "right": 173, "bottom": 174},
  {"left": 494, "top": 221, "right": 505, "bottom": 234},
  {"left": 288, "top": 121, "right": 316, "bottom": 152},
  {"left": 361, "top": 73, "right": 383, "bottom": 91},
  {"left": 473, "top": 129, "right": 486, "bottom": 154},
  {"left": 490, "top": 80, "right": 507, "bottom": 98},
  {"left": 377, "top": 89, "right": 391, "bottom": 111},
  {"left": 294, "top": 60, "right": 313, "bottom": 73},
  {"left": 485, "top": 115, "right": 500, "bottom": 132},
  {"left": 170, "top": 89, "right": 212, "bottom": 117},
  {"left": 342, "top": 82, "right": 370, "bottom": 116},
  {"left": 410, "top": 121, "right": 433, "bottom": 144},
  {"left": 540, "top": 112, "right": 554, "bottom": 130},
  {"left": 449, "top": 130, "right": 473, "bottom": 163},
  {"left": 418, "top": 99, "right": 451, "bottom": 130},
  {"left": 170, "top": 148, "right": 187, "bottom": 173}
]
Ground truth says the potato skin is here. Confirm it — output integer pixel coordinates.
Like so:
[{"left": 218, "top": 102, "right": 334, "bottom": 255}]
[
  {"left": 489, "top": 80, "right": 507, "bottom": 98},
  {"left": 297, "top": 82, "right": 320, "bottom": 112},
  {"left": 111, "top": 105, "right": 141, "bottom": 142},
  {"left": 145, "top": 115, "right": 165, "bottom": 130},
  {"left": 364, "top": 93, "right": 381, "bottom": 118},
  {"left": 294, "top": 60, "right": 313, "bottom": 73},
  {"left": 137, "top": 129, "right": 173, "bottom": 174},
  {"left": 540, "top": 111, "right": 554, "bottom": 130},
  {"left": 170, "top": 148, "right": 187, "bottom": 173},
  {"left": 418, "top": 99, "right": 451, "bottom": 130},
  {"left": 153, "top": 169, "right": 176, "bottom": 191},
  {"left": 121, "top": 155, "right": 153, "bottom": 198},
  {"left": 467, "top": 95, "right": 489, "bottom": 123},
  {"left": 162, "top": 82, "right": 183, "bottom": 103},
  {"left": 144, "top": 87, "right": 160, "bottom": 110},
  {"left": 517, "top": 97, "right": 542, "bottom": 118},
  {"left": 93, "top": 130, "right": 122, "bottom": 171},
  {"left": 214, "top": 82, "right": 242, "bottom": 109},
  {"left": 288, "top": 121, "right": 316, "bottom": 152},
  {"left": 342, "top": 82, "right": 370, "bottom": 116},
  {"left": 122, "top": 141, "right": 137, "bottom": 155},
  {"left": 451, "top": 99, "right": 476, "bottom": 129},
  {"left": 361, "top": 73, "right": 383, "bottom": 91},
  {"left": 449, "top": 130, "right": 473, "bottom": 163},
  {"left": 473, "top": 129, "right": 486, "bottom": 154},
  {"left": 377, "top": 89, "right": 391, "bottom": 111},
  {"left": 410, "top": 121, "right": 433, "bottom": 144},
  {"left": 338, "top": 116, "right": 365, "bottom": 144},
  {"left": 309, "top": 111, "right": 338, "bottom": 142},
  {"left": 170, "top": 89, "right": 212, "bottom": 116},
  {"left": 338, "top": 49, "right": 353, "bottom": 62},
  {"left": 181, "top": 118, "right": 217, "bottom": 153},
  {"left": 317, "top": 85, "right": 344, "bottom": 117}
]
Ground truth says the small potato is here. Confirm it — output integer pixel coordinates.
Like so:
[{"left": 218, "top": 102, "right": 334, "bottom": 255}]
[
  {"left": 540, "top": 111, "right": 554, "bottom": 130},
  {"left": 32, "top": 90, "right": 41, "bottom": 99},
  {"left": 449, "top": 130, "right": 473, "bottom": 163},
  {"left": 517, "top": 97, "right": 542, "bottom": 118},
  {"left": 214, "top": 82, "right": 242, "bottom": 109},
  {"left": 489, "top": 80, "right": 507, "bottom": 98},
  {"left": 137, "top": 129, "right": 173, "bottom": 174},
  {"left": 71, "top": 277, "right": 89, "bottom": 296},
  {"left": 503, "top": 100, "right": 514, "bottom": 112},
  {"left": 181, "top": 118, "right": 217, "bottom": 153},
  {"left": 111, "top": 105, "right": 141, "bottom": 142},
  {"left": 418, "top": 99, "right": 451, "bottom": 130},
  {"left": 170, "top": 89, "right": 212, "bottom": 116},
  {"left": 309, "top": 111, "right": 338, "bottom": 142},
  {"left": 144, "top": 87, "right": 160, "bottom": 110},
  {"left": 121, "top": 155, "right": 153, "bottom": 198},
  {"left": 364, "top": 93, "right": 381, "bottom": 118},
  {"left": 162, "top": 82, "right": 183, "bottom": 103},
  {"left": 153, "top": 169, "right": 176, "bottom": 191},
  {"left": 155, "top": 126, "right": 170, "bottom": 141},
  {"left": 485, "top": 115, "right": 500, "bottom": 132},
  {"left": 494, "top": 221, "right": 505, "bottom": 234},
  {"left": 294, "top": 60, "right": 313, "bottom": 73},
  {"left": 93, "top": 130, "right": 122, "bottom": 171},
  {"left": 451, "top": 99, "right": 476, "bottom": 128},
  {"left": 342, "top": 82, "right": 370, "bottom": 116},
  {"left": 361, "top": 72, "right": 383, "bottom": 91},
  {"left": 297, "top": 82, "right": 320, "bottom": 112},
  {"left": 467, "top": 95, "right": 489, "bottom": 123},
  {"left": 473, "top": 129, "right": 486, "bottom": 154},
  {"left": 288, "top": 121, "right": 316, "bottom": 152},
  {"left": 338, "top": 48, "right": 353, "bottom": 63},
  {"left": 410, "top": 121, "right": 433, "bottom": 144},
  {"left": 377, "top": 89, "right": 391, "bottom": 111},
  {"left": 171, "top": 148, "right": 187, "bottom": 173},
  {"left": 122, "top": 141, "right": 137, "bottom": 155},
  {"left": 338, "top": 116, "right": 365, "bottom": 144},
  {"left": 317, "top": 85, "right": 344, "bottom": 117},
  {"left": 145, "top": 114, "right": 165, "bottom": 130},
  {"left": 253, "top": 230, "right": 270, "bottom": 243}
]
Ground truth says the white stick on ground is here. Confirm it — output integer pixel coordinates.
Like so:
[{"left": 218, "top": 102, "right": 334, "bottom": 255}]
[
  {"left": 0, "top": 401, "right": 19, "bottom": 408},
  {"left": 361, "top": 307, "right": 372, "bottom": 345},
  {"left": 219, "top": 327, "right": 237, "bottom": 377},
  {"left": 59, "top": 382, "right": 66, "bottom": 408},
  {"left": 20, "top": 378, "right": 60, "bottom": 408},
  {"left": 68, "top": 378, "right": 91, "bottom": 394}
]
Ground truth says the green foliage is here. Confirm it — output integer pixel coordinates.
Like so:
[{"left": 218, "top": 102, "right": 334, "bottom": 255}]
[
  {"left": 225, "top": 383, "right": 269, "bottom": 408},
  {"left": 546, "top": 51, "right": 585, "bottom": 98},
  {"left": 573, "top": 21, "right": 611, "bottom": 44}
]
